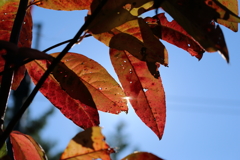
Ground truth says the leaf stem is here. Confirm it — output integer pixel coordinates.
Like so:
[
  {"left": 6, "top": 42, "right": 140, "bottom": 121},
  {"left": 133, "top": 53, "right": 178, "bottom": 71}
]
[
  {"left": 0, "top": 0, "right": 28, "bottom": 133},
  {"left": 0, "top": 0, "right": 108, "bottom": 148}
]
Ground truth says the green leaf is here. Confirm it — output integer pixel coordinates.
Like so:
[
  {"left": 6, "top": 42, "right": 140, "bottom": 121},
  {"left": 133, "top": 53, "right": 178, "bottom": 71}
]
[{"left": 0, "top": 143, "right": 8, "bottom": 159}]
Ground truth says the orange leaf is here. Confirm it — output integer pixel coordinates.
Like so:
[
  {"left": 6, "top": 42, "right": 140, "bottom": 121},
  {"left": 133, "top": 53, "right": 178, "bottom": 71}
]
[
  {"left": 0, "top": 1, "right": 32, "bottom": 90},
  {"left": 145, "top": 13, "right": 204, "bottom": 60},
  {"left": 61, "top": 126, "right": 114, "bottom": 160},
  {"left": 32, "top": 0, "right": 93, "bottom": 11},
  {"left": 121, "top": 152, "right": 163, "bottom": 160},
  {"left": 216, "top": 0, "right": 239, "bottom": 31},
  {"left": 110, "top": 49, "right": 166, "bottom": 139},
  {"left": 50, "top": 52, "right": 128, "bottom": 114},
  {"left": 10, "top": 131, "right": 47, "bottom": 160},
  {"left": 25, "top": 56, "right": 99, "bottom": 129}
]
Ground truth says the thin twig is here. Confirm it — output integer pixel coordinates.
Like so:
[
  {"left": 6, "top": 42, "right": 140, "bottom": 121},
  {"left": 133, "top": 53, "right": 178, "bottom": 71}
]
[
  {"left": 0, "top": 34, "right": 92, "bottom": 75},
  {"left": 0, "top": 0, "right": 28, "bottom": 134},
  {"left": 0, "top": 0, "right": 108, "bottom": 148}
]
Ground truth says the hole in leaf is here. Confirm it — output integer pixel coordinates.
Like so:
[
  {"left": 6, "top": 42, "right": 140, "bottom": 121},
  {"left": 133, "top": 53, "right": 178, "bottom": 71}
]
[{"left": 143, "top": 88, "right": 148, "bottom": 92}]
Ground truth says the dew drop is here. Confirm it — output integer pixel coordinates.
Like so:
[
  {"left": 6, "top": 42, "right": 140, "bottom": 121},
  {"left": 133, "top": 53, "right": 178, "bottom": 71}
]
[
  {"left": 130, "top": 81, "right": 132, "bottom": 84},
  {"left": 23, "top": 21, "right": 26, "bottom": 24},
  {"left": 129, "top": 71, "right": 132, "bottom": 74},
  {"left": 98, "top": 87, "right": 102, "bottom": 90},
  {"left": 4, "top": 13, "right": 7, "bottom": 15},
  {"left": 123, "top": 60, "right": 126, "bottom": 63},
  {"left": 64, "top": 75, "right": 68, "bottom": 78}
]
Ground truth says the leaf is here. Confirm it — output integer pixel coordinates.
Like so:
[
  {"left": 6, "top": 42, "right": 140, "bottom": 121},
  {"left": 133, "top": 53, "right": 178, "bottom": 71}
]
[
  {"left": 25, "top": 56, "right": 99, "bottom": 130},
  {"left": 216, "top": 0, "right": 239, "bottom": 31},
  {"left": 32, "top": 0, "right": 93, "bottom": 11},
  {"left": 87, "top": 0, "right": 154, "bottom": 34},
  {"left": 50, "top": 52, "right": 128, "bottom": 114},
  {"left": 92, "top": 18, "right": 168, "bottom": 78},
  {"left": 0, "top": 143, "right": 9, "bottom": 159},
  {"left": 10, "top": 131, "right": 47, "bottom": 160},
  {"left": 161, "top": 0, "right": 231, "bottom": 62},
  {"left": 0, "top": 0, "right": 32, "bottom": 90},
  {"left": 110, "top": 49, "right": 166, "bottom": 139},
  {"left": 61, "top": 126, "right": 114, "bottom": 160},
  {"left": 145, "top": 13, "right": 204, "bottom": 60},
  {"left": 121, "top": 152, "right": 163, "bottom": 160}
]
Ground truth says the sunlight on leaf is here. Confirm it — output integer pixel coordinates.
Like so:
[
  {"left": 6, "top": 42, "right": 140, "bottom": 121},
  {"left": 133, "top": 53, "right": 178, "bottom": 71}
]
[
  {"left": 25, "top": 57, "right": 100, "bottom": 129},
  {"left": 92, "top": 18, "right": 168, "bottom": 77},
  {"left": 121, "top": 152, "right": 163, "bottom": 160},
  {"left": 61, "top": 126, "right": 114, "bottom": 160},
  {"left": 51, "top": 52, "right": 128, "bottom": 114},
  {"left": 10, "top": 131, "right": 47, "bottom": 160},
  {"left": 110, "top": 49, "right": 166, "bottom": 139}
]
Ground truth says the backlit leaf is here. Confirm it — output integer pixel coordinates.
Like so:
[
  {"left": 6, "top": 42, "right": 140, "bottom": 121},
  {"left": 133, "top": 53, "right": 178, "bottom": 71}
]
[
  {"left": 161, "top": 0, "right": 230, "bottom": 62},
  {"left": 25, "top": 56, "right": 99, "bottom": 129},
  {"left": 121, "top": 152, "right": 163, "bottom": 160},
  {"left": 92, "top": 18, "right": 168, "bottom": 77},
  {"left": 110, "top": 49, "right": 166, "bottom": 139},
  {"left": 32, "top": 0, "right": 93, "bottom": 11},
  {"left": 61, "top": 126, "right": 114, "bottom": 160},
  {"left": 88, "top": 0, "right": 154, "bottom": 34},
  {"left": 216, "top": 0, "right": 239, "bottom": 31},
  {"left": 145, "top": 13, "right": 204, "bottom": 60},
  {"left": 0, "top": 1, "right": 32, "bottom": 90},
  {"left": 10, "top": 131, "right": 47, "bottom": 160},
  {"left": 50, "top": 52, "right": 128, "bottom": 114}
]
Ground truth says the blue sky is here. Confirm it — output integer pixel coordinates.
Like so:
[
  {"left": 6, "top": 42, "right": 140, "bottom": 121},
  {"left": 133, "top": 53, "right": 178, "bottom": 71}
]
[{"left": 25, "top": 5, "right": 240, "bottom": 160}]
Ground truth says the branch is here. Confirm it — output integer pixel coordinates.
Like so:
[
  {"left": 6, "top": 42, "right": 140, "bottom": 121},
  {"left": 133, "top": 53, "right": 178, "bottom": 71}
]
[
  {"left": 0, "top": 0, "right": 28, "bottom": 133},
  {"left": 0, "top": 0, "right": 108, "bottom": 148}
]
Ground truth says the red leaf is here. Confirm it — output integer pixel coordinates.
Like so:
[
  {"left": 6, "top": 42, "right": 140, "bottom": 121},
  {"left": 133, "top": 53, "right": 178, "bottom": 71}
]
[
  {"left": 161, "top": 0, "right": 230, "bottom": 62},
  {"left": 10, "top": 131, "right": 47, "bottom": 160},
  {"left": 32, "top": 0, "right": 93, "bottom": 11},
  {"left": 0, "top": 1, "right": 32, "bottom": 90},
  {"left": 61, "top": 126, "right": 114, "bottom": 160},
  {"left": 25, "top": 55, "right": 99, "bottom": 129},
  {"left": 110, "top": 49, "right": 166, "bottom": 139},
  {"left": 92, "top": 18, "right": 168, "bottom": 78},
  {"left": 121, "top": 152, "right": 163, "bottom": 160},
  {"left": 145, "top": 13, "right": 204, "bottom": 60},
  {"left": 50, "top": 52, "right": 128, "bottom": 114}
]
